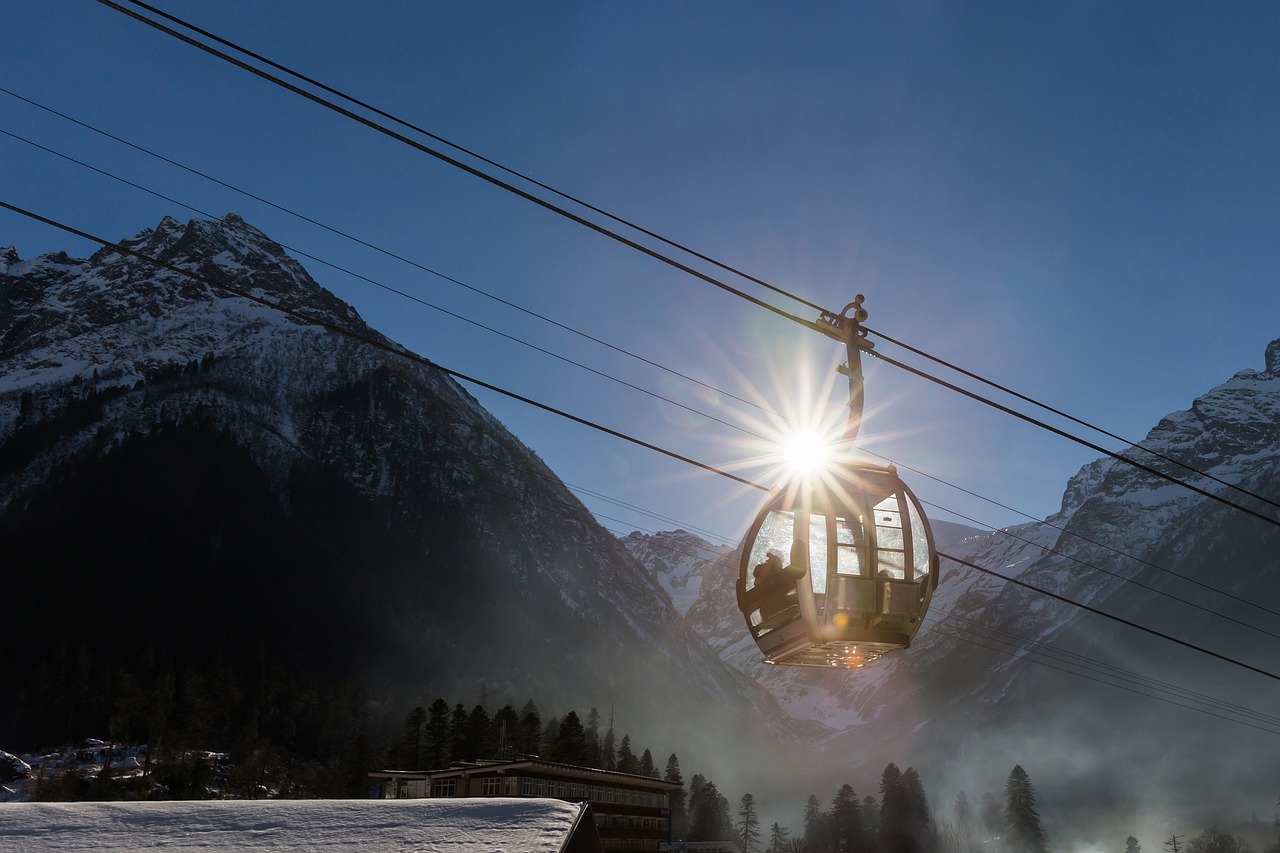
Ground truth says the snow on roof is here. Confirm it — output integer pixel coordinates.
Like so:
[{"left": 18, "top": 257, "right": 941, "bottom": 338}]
[{"left": 0, "top": 797, "right": 592, "bottom": 852}]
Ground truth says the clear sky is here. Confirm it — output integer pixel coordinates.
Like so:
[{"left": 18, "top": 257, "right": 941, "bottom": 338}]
[{"left": 4, "top": 1, "right": 1280, "bottom": 548}]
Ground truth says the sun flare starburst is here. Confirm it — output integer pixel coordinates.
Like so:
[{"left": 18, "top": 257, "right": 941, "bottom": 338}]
[{"left": 780, "top": 428, "right": 834, "bottom": 474}]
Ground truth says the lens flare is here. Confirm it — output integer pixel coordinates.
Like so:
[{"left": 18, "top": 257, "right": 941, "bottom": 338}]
[{"left": 781, "top": 428, "right": 832, "bottom": 474}]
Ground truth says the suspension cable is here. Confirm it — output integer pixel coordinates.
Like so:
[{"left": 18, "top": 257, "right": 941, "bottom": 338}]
[
  {"left": 96, "top": 0, "right": 1280, "bottom": 540},
  {"left": 112, "top": 0, "right": 830, "bottom": 316},
  {"left": 0, "top": 84, "right": 775, "bottom": 417},
  {"left": 8, "top": 197, "right": 1278, "bottom": 684},
  {"left": 866, "top": 323, "right": 1280, "bottom": 514},
  {"left": 94, "top": 0, "right": 828, "bottom": 338},
  {"left": 0, "top": 199, "right": 765, "bottom": 492},
  {"left": 874, "top": 348, "right": 1280, "bottom": 528},
  {"left": 940, "top": 551, "right": 1280, "bottom": 682}
]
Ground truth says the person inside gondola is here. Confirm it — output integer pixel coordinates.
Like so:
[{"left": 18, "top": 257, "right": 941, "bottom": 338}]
[{"left": 752, "top": 542, "right": 806, "bottom": 622}]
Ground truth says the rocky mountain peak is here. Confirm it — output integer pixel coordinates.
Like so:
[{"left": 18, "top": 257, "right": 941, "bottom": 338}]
[
  {"left": 1, "top": 214, "right": 378, "bottom": 383},
  {"left": 2, "top": 213, "right": 773, "bottom": 772},
  {"left": 1265, "top": 337, "right": 1280, "bottom": 376}
]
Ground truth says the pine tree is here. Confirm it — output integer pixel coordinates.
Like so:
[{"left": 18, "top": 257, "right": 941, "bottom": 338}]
[
  {"left": 768, "top": 822, "right": 792, "bottom": 853},
  {"left": 903, "top": 767, "right": 934, "bottom": 846},
  {"left": 739, "top": 792, "right": 762, "bottom": 853},
  {"left": 980, "top": 791, "right": 1004, "bottom": 841},
  {"left": 399, "top": 705, "right": 425, "bottom": 770},
  {"left": 690, "top": 774, "right": 707, "bottom": 802},
  {"left": 617, "top": 734, "right": 638, "bottom": 774},
  {"left": 488, "top": 703, "right": 519, "bottom": 760},
  {"left": 541, "top": 715, "right": 561, "bottom": 758},
  {"left": 879, "top": 763, "right": 912, "bottom": 853},
  {"left": 518, "top": 700, "right": 541, "bottom": 755},
  {"left": 556, "top": 711, "right": 588, "bottom": 765},
  {"left": 666, "top": 754, "right": 688, "bottom": 840},
  {"left": 426, "top": 699, "right": 451, "bottom": 767},
  {"left": 953, "top": 791, "right": 975, "bottom": 853},
  {"left": 601, "top": 713, "right": 617, "bottom": 771},
  {"left": 1274, "top": 796, "right": 1280, "bottom": 853},
  {"left": 640, "top": 748, "right": 657, "bottom": 778},
  {"left": 719, "top": 790, "right": 736, "bottom": 844},
  {"left": 449, "top": 703, "right": 469, "bottom": 764},
  {"left": 585, "top": 707, "right": 601, "bottom": 768},
  {"left": 832, "top": 783, "right": 865, "bottom": 853},
  {"left": 804, "top": 793, "right": 825, "bottom": 848},
  {"left": 863, "top": 795, "right": 881, "bottom": 845},
  {"left": 690, "top": 777, "right": 726, "bottom": 841},
  {"left": 1004, "top": 765, "right": 1048, "bottom": 853},
  {"left": 466, "top": 704, "right": 490, "bottom": 761}
]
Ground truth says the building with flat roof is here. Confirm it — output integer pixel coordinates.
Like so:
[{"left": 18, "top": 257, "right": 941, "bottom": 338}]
[{"left": 371, "top": 757, "right": 680, "bottom": 853}]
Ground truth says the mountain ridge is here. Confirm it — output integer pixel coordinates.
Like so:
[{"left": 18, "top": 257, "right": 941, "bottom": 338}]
[
  {"left": 625, "top": 339, "right": 1280, "bottom": 831},
  {"left": 0, "top": 214, "right": 810, "bottom": 781}
]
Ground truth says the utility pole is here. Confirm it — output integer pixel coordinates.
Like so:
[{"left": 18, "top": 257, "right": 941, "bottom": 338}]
[{"left": 1164, "top": 834, "right": 1184, "bottom": 853}]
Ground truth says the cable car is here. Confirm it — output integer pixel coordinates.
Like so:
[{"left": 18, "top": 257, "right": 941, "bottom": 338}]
[{"left": 736, "top": 296, "right": 938, "bottom": 668}]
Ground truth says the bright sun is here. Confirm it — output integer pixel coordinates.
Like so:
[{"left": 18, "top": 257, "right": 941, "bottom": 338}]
[{"left": 781, "top": 428, "right": 833, "bottom": 474}]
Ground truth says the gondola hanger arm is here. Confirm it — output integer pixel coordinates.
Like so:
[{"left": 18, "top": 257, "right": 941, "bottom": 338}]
[{"left": 816, "top": 295, "right": 875, "bottom": 447}]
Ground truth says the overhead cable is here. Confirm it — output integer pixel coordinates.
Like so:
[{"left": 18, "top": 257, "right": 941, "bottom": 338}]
[
  {"left": 96, "top": 0, "right": 1280, "bottom": 541},
  {"left": 7, "top": 198, "right": 1275, "bottom": 685},
  {"left": 0, "top": 85, "right": 773, "bottom": 418},
  {"left": 0, "top": 200, "right": 765, "bottom": 493},
  {"left": 867, "top": 323, "right": 1280, "bottom": 515},
  {"left": 939, "top": 609, "right": 1280, "bottom": 727},
  {"left": 920, "top": 498, "right": 1280, "bottom": 643},
  {"left": 0, "top": 126, "right": 765, "bottom": 442},
  {"left": 95, "top": 0, "right": 828, "bottom": 339},
  {"left": 864, "top": 445, "right": 1280, "bottom": 621},
  {"left": 14, "top": 108, "right": 1267, "bottom": 628},
  {"left": 17, "top": 94, "right": 1268, "bottom": 624},
  {"left": 925, "top": 619, "right": 1280, "bottom": 736},
  {"left": 111, "top": 0, "right": 830, "bottom": 316},
  {"left": 877, "top": 349, "right": 1280, "bottom": 529},
  {"left": 939, "top": 551, "right": 1280, "bottom": 682}
]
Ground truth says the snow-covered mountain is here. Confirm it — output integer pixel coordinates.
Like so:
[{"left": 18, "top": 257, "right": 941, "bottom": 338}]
[
  {"left": 7, "top": 213, "right": 1277, "bottom": 830},
  {"left": 0, "top": 214, "right": 808, "bottom": 775},
  {"left": 626, "top": 344, "right": 1280, "bottom": 832}
]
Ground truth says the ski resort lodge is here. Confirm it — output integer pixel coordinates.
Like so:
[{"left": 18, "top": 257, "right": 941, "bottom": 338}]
[{"left": 370, "top": 757, "right": 681, "bottom": 852}]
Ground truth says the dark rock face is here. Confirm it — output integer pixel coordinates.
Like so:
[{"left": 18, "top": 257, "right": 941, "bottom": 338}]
[{"left": 0, "top": 215, "right": 771, "bottom": 758}]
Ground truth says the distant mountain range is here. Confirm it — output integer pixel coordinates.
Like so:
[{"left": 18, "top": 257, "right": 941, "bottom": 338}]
[
  {"left": 3, "top": 215, "right": 1277, "bottom": 837},
  {"left": 626, "top": 343, "right": 1280, "bottom": 836}
]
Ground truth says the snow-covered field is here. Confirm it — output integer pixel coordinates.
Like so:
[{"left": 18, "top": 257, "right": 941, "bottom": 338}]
[{"left": 0, "top": 797, "right": 588, "bottom": 852}]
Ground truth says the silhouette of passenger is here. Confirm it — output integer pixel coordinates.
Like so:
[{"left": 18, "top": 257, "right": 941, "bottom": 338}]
[{"left": 753, "top": 543, "right": 806, "bottom": 622}]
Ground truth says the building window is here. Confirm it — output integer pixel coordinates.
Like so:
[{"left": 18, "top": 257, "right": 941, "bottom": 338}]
[
  {"left": 433, "top": 779, "right": 456, "bottom": 797},
  {"left": 482, "top": 778, "right": 502, "bottom": 796}
]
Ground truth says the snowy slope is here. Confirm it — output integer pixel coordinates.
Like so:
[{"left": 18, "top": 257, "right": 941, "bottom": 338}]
[
  {"left": 619, "top": 529, "right": 733, "bottom": 617},
  {"left": 0, "top": 798, "right": 592, "bottom": 852}
]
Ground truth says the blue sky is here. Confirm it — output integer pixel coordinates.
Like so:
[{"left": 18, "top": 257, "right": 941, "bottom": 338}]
[{"left": 4, "top": 1, "right": 1280, "bottom": 546}]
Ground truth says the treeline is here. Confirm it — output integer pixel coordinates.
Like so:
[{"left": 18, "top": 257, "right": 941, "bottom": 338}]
[
  {"left": 725, "top": 763, "right": 1049, "bottom": 853},
  {"left": 21, "top": 645, "right": 384, "bottom": 800},
  {"left": 745, "top": 770, "right": 1280, "bottom": 853},
  {"left": 390, "top": 696, "right": 702, "bottom": 838},
  {"left": 389, "top": 699, "right": 665, "bottom": 776}
]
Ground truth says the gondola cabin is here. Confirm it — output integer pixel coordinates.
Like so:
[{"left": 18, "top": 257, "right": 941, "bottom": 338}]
[{"left": 737, "top": 461, "right": 938, "bottom": 668}]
